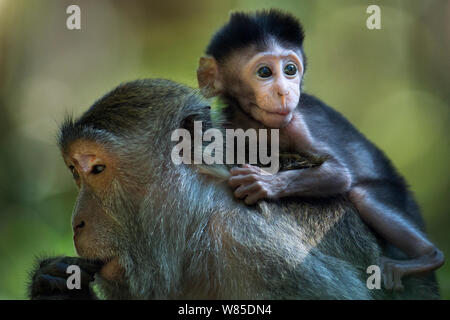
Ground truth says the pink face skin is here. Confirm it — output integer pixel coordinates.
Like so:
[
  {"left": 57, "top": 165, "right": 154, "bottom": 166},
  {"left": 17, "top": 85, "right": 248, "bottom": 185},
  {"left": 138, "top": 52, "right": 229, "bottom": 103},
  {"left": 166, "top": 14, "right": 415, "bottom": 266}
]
[{"left": 232, "top": 44, "right": 304, "bottom": 128}]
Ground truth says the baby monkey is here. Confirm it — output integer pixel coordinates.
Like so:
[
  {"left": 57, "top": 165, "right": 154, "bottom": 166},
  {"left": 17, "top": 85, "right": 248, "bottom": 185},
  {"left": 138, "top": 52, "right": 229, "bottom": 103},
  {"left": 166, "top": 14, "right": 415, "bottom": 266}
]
[{"left": 197, "top": 9, "right": 444, "bottom": 291}]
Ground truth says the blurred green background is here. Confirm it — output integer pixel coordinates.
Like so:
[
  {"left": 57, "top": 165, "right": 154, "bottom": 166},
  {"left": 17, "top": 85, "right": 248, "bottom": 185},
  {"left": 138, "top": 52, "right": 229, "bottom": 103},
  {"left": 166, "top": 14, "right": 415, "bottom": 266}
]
[{"left": 0, "top": 0, "right": 448, "bottom": 299}]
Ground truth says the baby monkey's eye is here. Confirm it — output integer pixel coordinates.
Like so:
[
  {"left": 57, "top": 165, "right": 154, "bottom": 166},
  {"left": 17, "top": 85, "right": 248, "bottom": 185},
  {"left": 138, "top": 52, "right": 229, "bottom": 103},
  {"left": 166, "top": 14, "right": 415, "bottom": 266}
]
[
  {"left": 257, "top": 66, "right": 272, "bottom": 78},
  {"left": 91, "top": 165, "right": 106, "bottom": 175},
  {"left": 284, "top": 63, "right": 297, "bottom": 76}
]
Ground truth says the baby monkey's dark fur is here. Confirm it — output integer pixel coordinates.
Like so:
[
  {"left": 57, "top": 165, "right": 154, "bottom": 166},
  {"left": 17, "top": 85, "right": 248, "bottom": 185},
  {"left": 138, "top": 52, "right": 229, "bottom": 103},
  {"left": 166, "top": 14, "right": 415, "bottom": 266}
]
[{"left": 200, "top": 9, "right": 444, "bottom": 291}]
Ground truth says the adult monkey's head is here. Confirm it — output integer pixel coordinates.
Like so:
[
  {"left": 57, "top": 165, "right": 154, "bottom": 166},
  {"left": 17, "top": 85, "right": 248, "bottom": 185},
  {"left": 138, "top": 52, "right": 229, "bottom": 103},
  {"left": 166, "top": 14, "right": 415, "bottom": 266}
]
[
  {"left": 198, "top": 9, "right": 306, "bottom": 128},
  {"left": 57, "top": 79, "right": 211, "bottom": 287}
]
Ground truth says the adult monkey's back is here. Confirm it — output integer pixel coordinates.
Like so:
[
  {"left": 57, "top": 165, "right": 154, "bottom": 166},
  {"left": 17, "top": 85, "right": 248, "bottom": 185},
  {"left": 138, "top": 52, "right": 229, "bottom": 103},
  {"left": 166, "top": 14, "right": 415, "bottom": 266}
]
[{"left": 29, "top": 79, "right": 438, "bottom": 299}]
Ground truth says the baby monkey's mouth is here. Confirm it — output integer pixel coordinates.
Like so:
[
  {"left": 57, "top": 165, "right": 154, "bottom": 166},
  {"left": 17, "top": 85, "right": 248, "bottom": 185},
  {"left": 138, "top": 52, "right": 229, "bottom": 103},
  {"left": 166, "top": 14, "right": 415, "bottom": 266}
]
[
  {"left": 253, "top": 103, "right": 291, "bottom": 117},
  {"left": 272, "top": 110, "right": 290, "bottom": 116}
]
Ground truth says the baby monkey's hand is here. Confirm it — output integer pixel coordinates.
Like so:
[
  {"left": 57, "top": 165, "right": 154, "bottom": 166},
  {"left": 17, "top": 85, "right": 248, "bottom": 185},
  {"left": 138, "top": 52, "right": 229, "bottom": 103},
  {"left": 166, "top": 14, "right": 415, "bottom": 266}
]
[{"left": 228, "top": 164, "right": 285, "bottom": 205}]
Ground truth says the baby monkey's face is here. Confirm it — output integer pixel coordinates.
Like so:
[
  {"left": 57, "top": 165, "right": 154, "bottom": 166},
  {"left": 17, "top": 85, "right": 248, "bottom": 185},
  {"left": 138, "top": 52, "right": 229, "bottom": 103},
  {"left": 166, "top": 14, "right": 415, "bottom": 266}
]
[{"left": 237, "top": 44, "right": 303, "bottom": 128}]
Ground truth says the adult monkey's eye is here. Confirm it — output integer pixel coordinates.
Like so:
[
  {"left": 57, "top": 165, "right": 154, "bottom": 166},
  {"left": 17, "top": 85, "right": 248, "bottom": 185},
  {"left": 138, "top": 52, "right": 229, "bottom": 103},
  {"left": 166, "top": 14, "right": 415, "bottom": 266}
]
[
  {"left": 284, "top": 63, "right": 297, "bottom": 76},
  {"left": 257, "top": 66, "right": 272, "bottom": 78},
  {"left": 91, "top": 165, "right": 106, "bottom": 175},
  {"left": 69, "top": 165, "right": 79, "bottom": 180}
]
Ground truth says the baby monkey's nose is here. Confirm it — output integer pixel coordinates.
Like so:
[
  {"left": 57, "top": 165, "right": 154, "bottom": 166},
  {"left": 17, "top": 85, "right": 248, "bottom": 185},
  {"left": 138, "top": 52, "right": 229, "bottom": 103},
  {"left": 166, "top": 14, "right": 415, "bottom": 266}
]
[{"left": 278, "top": 94, "right": 288, "bottom": 107}]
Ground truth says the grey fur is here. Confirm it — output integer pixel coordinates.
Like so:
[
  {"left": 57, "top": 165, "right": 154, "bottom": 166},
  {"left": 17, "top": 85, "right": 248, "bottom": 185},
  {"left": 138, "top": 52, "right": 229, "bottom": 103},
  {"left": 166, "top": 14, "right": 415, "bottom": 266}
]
[{"left": 60, "top": 79, "right": 439, "bottom": 299}]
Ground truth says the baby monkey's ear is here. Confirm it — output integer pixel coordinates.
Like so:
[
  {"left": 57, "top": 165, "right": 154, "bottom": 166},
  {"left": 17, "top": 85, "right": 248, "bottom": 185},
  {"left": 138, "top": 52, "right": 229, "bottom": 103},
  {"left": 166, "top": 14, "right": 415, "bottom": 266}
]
[{"left": 197, "top": 56, "right": 223, "bottom": 98}]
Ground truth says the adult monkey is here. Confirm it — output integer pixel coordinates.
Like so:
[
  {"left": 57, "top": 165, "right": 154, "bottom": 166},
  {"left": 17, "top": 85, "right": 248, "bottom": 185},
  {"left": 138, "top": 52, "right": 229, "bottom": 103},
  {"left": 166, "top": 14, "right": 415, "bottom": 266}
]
[
  {"left": 28, "top": 79, "right": 438, "bottom": 299},
  {"left": 197, "top": 9, "right": 444, "bottom": 291}
]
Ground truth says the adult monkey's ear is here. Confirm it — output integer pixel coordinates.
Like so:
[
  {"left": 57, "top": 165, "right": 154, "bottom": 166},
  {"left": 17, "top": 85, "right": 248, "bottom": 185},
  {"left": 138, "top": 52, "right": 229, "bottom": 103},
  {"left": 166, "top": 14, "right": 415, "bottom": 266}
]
[{"left": 197, "top": 56, "right": 223, "bottom": 98}]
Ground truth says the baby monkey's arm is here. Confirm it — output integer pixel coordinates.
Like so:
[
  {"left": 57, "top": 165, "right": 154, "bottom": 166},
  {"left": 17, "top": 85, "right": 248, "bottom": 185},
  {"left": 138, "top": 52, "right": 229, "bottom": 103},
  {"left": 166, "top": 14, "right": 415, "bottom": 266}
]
[{"left": 228, "top": 150, "right": 351, "bottom": 205}]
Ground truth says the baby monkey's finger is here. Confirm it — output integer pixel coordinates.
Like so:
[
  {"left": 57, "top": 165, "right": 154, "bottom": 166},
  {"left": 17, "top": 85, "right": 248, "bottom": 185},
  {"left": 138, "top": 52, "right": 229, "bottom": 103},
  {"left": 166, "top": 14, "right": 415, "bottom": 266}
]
[
  {"left": 230, "top": 167, "right": 253, "bottom": 176},
  {"left": 228, "top": 174, "right": 258, "bottom": 188},
  {"left": 244, "top": 190, "right": 266, "bottom": 205},
  {"left": 234, "top": 182, "right": 261, "bottom": 199}
]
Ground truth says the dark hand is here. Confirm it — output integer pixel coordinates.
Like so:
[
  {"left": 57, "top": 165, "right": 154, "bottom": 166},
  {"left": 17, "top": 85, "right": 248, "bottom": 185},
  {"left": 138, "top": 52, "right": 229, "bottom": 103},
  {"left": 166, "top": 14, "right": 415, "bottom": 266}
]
[
  {"left": 28, "top": 256, "right": 103, "bottom": 300},
  {"left": 379, "top": 249, "right": 445, "bottom": 292},
  {"left": 380, "top": 256, "right": 405, "bottom": 292},
  {"left": 228, "top": 164, "right": 285, "bottom": 205}
]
